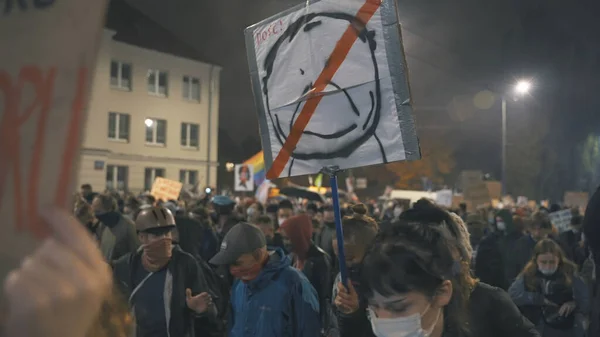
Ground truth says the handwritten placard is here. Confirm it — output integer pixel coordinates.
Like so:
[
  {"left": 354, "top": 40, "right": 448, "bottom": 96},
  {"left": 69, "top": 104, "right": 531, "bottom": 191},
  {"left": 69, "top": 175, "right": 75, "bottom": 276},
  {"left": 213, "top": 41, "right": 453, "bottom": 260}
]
[
  {"left": 151, "top": 177, "right": 184, "bottom": 202},
  {"left": 0, "top": 0, "right": 108, "bottom": 280},
  {"left": 548, "top": 209, "right": 572, "bottom": 233}
]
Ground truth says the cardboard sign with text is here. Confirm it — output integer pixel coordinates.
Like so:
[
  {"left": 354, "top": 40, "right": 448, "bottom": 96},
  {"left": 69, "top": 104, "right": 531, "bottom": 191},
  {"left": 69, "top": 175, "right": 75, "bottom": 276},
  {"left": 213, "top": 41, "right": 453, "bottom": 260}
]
[
  {"left": 0, "top": 0, "right": 107, "bottom": 282},
  {"left": 151, "top": 177, "right": 184, "bottom": 202}
]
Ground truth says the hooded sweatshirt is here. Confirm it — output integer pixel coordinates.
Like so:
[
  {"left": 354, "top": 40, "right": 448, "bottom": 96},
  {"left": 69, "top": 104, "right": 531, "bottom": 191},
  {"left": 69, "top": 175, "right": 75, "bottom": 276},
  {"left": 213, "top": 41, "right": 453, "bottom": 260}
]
[
  {"left": 475, "top": 209, "right": 523, "bottom": 289},
  {"left": 281, "top": 215, "right": 313, "bottom": 269}
]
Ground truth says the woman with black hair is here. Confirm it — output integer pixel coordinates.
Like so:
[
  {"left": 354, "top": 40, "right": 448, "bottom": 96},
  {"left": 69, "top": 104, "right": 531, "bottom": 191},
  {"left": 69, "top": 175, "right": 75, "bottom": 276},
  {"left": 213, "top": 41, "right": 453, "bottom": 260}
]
[
  {"left": 359, "top": 220, "right": 469, "bottom": 337},
  {"left": 397, "top": 199, "right": 540, "bottom": 337}
]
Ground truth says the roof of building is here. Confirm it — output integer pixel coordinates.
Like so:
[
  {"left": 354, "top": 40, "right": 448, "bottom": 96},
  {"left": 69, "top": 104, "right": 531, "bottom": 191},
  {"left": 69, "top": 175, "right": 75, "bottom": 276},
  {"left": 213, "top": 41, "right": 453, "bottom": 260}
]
[{"left": 104, "top": 0, "right": 221, "bottom": 66}]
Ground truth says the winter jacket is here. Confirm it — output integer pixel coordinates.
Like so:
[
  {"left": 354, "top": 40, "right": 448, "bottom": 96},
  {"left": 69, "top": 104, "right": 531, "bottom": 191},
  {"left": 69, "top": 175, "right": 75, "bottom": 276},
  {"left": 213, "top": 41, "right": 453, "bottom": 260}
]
[
  {"left": 96, "top": 214, "right": 139, "bottom": 263},
  {"left": 508, "top": 273, "right": 590, "bottom": 337},
  {"left": 559, "top": 229, "right": 587, "bottom": 268},
  {"left": 468, "top": 282, "right": 540, "bottom": 337},
  {"left": 113, "top": 245, "right": 220, "bottom": 337},
  {"left": 299, "top": 244, "right": 334, "bottom": 335},
  {"left": 475, "top": 230, "right": 523, "bottom": 290},
  {"left": 175, "top": 215, "right": 219, "bottom": 263},
  {"left": 228, "top": 248, "right": 321, "bottom": 337}
]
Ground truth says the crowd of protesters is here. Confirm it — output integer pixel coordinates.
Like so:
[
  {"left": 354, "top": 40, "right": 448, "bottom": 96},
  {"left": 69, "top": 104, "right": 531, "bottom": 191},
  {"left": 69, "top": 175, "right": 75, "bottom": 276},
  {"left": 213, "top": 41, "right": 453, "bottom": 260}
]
[{"left": 3, "top": 182, "right": 599, "bottom": 337}]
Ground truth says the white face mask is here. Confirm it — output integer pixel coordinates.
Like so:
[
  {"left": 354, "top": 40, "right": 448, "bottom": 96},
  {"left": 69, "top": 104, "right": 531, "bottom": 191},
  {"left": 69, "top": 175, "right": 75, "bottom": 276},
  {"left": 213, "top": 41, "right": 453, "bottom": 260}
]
[
  {"left": 496, "top": 221, "right": 506, "bottom": 231},
  {"left": 393, "top": 207, "right": 403, "bottom": 218},
  {"left": 247, "top": 207, "right": 256, "bottom": 218},
  {"left": 367, "top": 305, "right": 440, "bottom": 337},
  {"left": 278, "top": 218, "right": 286, "bottom": 226},
  {"left": 538, "top": 266, "right": 558, "bottom": 276}
]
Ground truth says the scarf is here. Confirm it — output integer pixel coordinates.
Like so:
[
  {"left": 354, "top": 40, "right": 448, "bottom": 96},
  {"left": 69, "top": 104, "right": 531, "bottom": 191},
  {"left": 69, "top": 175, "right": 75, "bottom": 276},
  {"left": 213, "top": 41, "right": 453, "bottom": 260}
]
[{"left": 141, "top": 237, "right": 172, "bottom": 272}]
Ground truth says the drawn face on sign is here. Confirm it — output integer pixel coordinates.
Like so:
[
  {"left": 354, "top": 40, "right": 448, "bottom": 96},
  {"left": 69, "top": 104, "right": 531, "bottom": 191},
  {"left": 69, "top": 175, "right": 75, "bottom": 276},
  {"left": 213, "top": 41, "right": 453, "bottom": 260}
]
[{"left": 262, "top": 13, "right": 382, "bottom": 162}]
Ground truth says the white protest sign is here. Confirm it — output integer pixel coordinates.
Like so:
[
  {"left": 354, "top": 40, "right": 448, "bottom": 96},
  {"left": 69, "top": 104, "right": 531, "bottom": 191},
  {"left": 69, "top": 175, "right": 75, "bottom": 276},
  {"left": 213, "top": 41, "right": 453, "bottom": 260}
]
[
  {"left": 0, "top": 0, "right": 107, "bottom": 280},
  {"left": 234, "top": 164, "right": 254, "bottom": 192},
  {"left": 435, "top": 189, "right": 453, "bottom": 208},
  {"left": 245, "top": 0, "right": 420, "bottom": 179},
  {"left": 517, "top": 196, "right": 528, "bottom": 207},
  {"left": 548, "top": 209, "right": 572, "bottom": 233}
]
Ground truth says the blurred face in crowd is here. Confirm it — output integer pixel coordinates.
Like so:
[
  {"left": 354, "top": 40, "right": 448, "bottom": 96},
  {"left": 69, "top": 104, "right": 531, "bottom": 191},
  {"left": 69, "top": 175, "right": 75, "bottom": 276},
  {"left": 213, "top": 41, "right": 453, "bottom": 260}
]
[
  {"left": 81, "top": 186, "right": 92, "bottom": 197},
  {"left": 280, "top": 229, "right": 293, "bottom": 253},
  {"left": 332, "top": 237, "right": 366, "bottom": 268},
  {"left": 278, "top": 207, "right": 293, "bottom": 225},
  {"left": 323, "top": 209, "right": 335, "bottom": 223},
  {"left": 529, "top": 225, "right": 551, "bottom": 242},
  {"left": 314, "top": 211, "right": 324, "bottom": 225},
  {"left": 536, "top": 252, "right": 559, "bottom": 275},
  {"left": 229, "top": 248, "right": 267, "bottom": 281},
  {"left": 91, "top": 197, "right": 107, "bottom": 214},
  {"left": 257, "top": 223, "right": 274, "bottom": 243}
]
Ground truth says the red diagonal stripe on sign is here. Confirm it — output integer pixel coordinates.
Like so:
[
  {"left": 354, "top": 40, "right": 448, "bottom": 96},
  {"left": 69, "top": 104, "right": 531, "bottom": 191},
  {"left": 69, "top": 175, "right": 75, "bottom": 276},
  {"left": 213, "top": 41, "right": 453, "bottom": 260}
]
[{"left": 266, "top": 0, "right": 382, "bottom": 180}]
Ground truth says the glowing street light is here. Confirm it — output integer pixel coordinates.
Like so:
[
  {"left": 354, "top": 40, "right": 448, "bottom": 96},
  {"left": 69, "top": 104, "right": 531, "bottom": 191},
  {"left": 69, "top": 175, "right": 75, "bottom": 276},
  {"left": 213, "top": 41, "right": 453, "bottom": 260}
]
[
  {"left": 501, "top": 79, "right": 533, "bottom": 195},
  {"left": 144, "top": 119, "right": 154, "bottom": 127},
  {"left": 514, "top": 80, "right": 531, "bottom": 95}
]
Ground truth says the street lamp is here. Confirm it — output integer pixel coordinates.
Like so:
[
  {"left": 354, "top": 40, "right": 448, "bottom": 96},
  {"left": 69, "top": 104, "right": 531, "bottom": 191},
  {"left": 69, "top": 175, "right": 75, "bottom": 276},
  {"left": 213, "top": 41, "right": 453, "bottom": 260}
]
[
  {"left": 144, "top": 118, "right": 154, "bottom": 127},
  {"left": 501, "top": 79, "right": 532, "bottom": 195}
]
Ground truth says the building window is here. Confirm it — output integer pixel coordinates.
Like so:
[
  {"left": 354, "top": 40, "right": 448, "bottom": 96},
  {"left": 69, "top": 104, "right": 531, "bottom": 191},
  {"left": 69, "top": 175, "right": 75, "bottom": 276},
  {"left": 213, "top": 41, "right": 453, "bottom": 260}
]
[
  {"left": 106, "top": 165, "right": 128, "bottom": 191},
  {"left": 180, "top": 123, "right": 199, "bottom": 148},
  {"left": 144, "top": 167, "right": 165, "bottom": 191},
  {"left": 182, "top": 76, "right": 200, "bottom": 101},
  {"left": 110, "top": 61, "right": 132, "bottom": 90},
  {"left": 108, "top": 112, "right": 130, "bottom": 141},
  {"left": 147, "top": 69, "right": 168, "bottom": 96},
  {"left": 179, "top": 170, "right": 198, "bottom": 185},
  {"left": 145, "top": 118, "right": 166, "bottom": 145}
]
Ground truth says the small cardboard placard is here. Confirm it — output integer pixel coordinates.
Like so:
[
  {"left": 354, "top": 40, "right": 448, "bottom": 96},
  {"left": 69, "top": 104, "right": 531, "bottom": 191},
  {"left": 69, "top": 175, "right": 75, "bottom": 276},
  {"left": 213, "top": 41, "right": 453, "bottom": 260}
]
[{"left": 151, "top": 177, "right": 183, "bottom": 202}]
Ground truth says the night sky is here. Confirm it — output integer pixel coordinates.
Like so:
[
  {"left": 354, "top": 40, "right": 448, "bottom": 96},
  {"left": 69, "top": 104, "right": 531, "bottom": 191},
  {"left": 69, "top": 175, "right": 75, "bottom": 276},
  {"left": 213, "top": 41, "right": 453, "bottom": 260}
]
[{"left": 122, "top": 0, "right": 600, "bottom": 198}]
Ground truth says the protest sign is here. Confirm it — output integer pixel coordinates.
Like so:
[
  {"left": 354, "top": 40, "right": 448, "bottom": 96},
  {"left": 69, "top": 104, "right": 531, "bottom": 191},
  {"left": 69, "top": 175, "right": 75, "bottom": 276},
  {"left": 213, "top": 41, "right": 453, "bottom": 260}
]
[
  {"left": 245, "top": 0, "right": 420, "bottom": 179},
  {"left": 234, "top": 164, "right": 255, "bottom": 192},
  {"left": 548, "top": 209, "right": 572, "bottom": 233},
  {"left": 0, "top": 0, "right": 107, "bottom": 281},
  {"left": 435, "top": 189, "right": 453, "bottom": 208},
  {"left": 461, "top": 171, "right": 490, "bottom": 211},
  {"left": 564, "top": 191, "right": 589, "bottom": 211},
  {"left": 151, "top": 177, "right": 183, "bottom": 202},
  {"left": 517, "top": 196, "right": 528, "bottom": 207}
]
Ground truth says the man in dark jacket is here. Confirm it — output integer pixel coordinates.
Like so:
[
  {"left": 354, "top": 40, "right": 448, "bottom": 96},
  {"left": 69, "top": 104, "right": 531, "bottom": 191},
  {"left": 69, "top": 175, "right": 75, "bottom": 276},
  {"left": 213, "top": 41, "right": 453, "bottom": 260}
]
[
  {"left": 210, "top": 222, "right": 320, "bottom": 337},
  {"left": 475, "top": 209, "right": 524, "bottom": 290},
  {"left": 91, "top": 193, "right": 139, "bottom": 262},
  {"left": 113, "top": 206, "right": 220, "bottom": 337}
]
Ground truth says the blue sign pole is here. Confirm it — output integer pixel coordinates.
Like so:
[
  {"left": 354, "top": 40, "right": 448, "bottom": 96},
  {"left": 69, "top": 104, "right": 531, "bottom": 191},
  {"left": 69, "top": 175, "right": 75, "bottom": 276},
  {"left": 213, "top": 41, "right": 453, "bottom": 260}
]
[{"left": 324, "top": 166, "right": 348, "bottom": 288}]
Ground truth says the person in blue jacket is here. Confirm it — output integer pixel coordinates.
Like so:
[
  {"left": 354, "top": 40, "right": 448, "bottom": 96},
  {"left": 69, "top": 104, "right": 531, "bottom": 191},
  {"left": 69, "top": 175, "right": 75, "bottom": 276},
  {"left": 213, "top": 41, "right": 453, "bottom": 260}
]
[{"left": 210, "top": 222, "right": 321, "bottom": 337}]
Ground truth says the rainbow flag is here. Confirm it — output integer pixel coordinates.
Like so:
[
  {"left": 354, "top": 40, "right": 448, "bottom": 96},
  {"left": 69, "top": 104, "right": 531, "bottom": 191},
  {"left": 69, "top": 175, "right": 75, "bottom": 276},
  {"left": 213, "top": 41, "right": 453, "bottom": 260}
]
[{"left": 243, "top": 151, "right": 265, "bottom": 187}]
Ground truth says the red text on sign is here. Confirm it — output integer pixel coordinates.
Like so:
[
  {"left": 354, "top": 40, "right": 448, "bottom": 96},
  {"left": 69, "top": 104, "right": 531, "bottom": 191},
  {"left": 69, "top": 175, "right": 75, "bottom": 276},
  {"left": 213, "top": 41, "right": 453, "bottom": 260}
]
[{"left": 255, "top": 19, "right": 284, "bottom": 46}]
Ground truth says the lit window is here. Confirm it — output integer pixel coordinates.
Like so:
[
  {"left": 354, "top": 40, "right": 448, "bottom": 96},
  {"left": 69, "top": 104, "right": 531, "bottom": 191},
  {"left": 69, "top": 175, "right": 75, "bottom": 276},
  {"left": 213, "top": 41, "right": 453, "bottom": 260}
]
[{"left": 145, "top": 118, "right": 167, "bottom": 145}]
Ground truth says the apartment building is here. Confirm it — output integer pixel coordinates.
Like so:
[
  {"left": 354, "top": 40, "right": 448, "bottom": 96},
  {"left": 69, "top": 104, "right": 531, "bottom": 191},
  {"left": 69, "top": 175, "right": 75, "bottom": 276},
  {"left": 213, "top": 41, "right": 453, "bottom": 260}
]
[{"left": 77, "top": 28, "right": 220, "bottom": 192}]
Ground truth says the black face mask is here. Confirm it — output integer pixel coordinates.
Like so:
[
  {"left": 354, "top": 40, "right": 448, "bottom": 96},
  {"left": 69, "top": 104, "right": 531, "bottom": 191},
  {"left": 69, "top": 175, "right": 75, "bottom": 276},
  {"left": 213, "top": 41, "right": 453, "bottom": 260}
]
[
  {"left": 265, "top": 235, "right": 274, "bottom": 246},
  {"left": 95, "top": 211, "right": 120, "bottom": 228}
]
